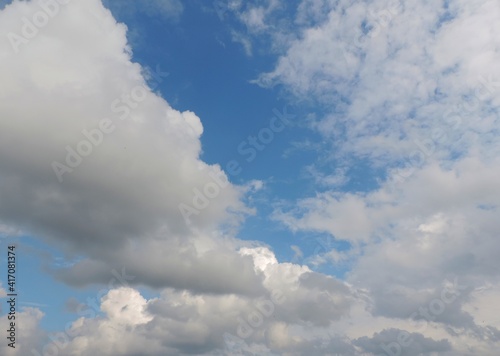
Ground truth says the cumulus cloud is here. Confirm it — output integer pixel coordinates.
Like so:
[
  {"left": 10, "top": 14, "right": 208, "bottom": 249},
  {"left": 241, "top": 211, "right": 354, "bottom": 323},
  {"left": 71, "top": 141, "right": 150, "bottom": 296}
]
[
  {"left": 0, "top": 307, "right": 46, "bottom": 355},
  {"left": 17, "top": 248, "right": 355, "bottom": 356},
  {"left": 0, "top": 2, "right": 359, "bottom": 354},
  {"left": 0, "top": 0, "right": 255, "bottom": 294}
]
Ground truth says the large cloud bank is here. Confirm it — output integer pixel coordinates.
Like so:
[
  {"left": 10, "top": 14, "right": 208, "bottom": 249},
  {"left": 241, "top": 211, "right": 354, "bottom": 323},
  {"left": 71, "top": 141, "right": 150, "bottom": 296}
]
[{"left": 0, "top": 0, "right": 500, "bottom": 355}]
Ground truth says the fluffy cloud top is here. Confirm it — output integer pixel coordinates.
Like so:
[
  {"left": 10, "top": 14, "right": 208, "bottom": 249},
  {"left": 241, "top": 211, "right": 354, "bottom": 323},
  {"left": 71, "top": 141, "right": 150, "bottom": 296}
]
[{"left": 0, "top": 0, "right": 256, "bottom": 294}]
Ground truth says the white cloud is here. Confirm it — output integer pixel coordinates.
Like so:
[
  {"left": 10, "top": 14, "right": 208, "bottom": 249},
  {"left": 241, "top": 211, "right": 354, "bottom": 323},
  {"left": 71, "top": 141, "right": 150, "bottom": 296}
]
[
  {"left": 0, "top": 307, "right": 46, "bottom": 355},
  {"left": 0, "top": 2, "right": 360, "bottom": 354},
  {"left": 237, "top": 0, "right": 283, "bottom": 33},
  {"left": 2, "top": 0, "right": 500, "bottom": 354},
  {"left": 16, "top": 248, "right": 357, "bottom": 355},
  {"left": 231, "top": 29, "right": 253, "bottom": 56},
  {"left": 0, "top": 0, "right": 253, "bottom": 294},
  {"left": 258, "top": 0, "right": 500, "bottom": 353},
  {"left": 257, "top": 0, "right": 500, "bottom": 164}
]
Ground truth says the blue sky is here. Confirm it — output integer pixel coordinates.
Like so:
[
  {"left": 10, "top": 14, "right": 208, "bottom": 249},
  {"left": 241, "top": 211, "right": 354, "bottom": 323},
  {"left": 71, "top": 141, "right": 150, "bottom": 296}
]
[{"left": 0, "top": 0, "right": 500, "bottom": 355}]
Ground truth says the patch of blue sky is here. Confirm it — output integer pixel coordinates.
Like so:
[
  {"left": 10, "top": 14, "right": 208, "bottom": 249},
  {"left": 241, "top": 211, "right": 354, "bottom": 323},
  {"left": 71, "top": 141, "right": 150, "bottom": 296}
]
[
  {"left": 0, "top": 0, "right": 11, "bottom": 10},
  {"left": 0, "top": 2, "right": 372, "bottom": 336},
  {"left": 103, "top": 2, "right": 292, "bottom": 170},
  {"left": 0, "top": 235, "right": 105, "bottom": 332}
]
